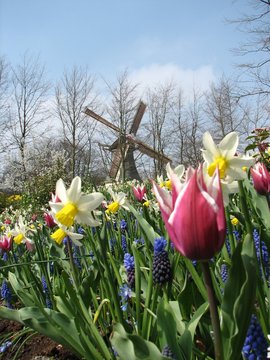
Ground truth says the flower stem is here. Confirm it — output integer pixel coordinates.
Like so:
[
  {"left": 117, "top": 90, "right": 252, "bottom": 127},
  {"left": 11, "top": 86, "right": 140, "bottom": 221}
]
[
  {"left": 66, "top": 238, "right": 79, "bottom": 290},
  {"left": 238, "top": 180, "right": 253, "bottom": 235},
  {"left": 201, "top": 261, "right": 223, "bottom": 360}
]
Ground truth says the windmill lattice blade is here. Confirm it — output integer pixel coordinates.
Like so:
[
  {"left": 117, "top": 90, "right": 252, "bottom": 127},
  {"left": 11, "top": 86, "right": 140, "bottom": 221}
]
[
  {"left": 129, "top": 101, "right": 146, "bottom": 135},
  {"left": 127, "top": 136, "right": 171, "bottom": 163},
  {"left": 84, "top": 107, "right": 120, "bottom": 133},
  {"left": 109, "top": 147, "right": 124, "bottom": 178}
]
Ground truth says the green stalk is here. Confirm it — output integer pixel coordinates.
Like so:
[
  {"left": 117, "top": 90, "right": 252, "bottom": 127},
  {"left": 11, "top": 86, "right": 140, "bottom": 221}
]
[
  {"left": 66, "top": 238, "right": 79, "bottom": 290},
  {"left": 225, "top": 207, "right": 235, "bottom": 254},
  {"left": 96, "top": 225, "right": 125, "bottom": 325},
  {"left": 141, "top": 268, "right": 153, "bottom": 338},
  {"left": 238, "top": 180, "right": 253, "bottom": 235},
  {"left": 201, "top": 261, "right": 223, "bottom": 360},
  {"left": 132, "top": 244, "right": 142, "bottom": 334}
]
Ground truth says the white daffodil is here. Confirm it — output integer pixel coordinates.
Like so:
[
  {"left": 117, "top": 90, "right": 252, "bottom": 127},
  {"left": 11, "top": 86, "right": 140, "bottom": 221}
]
[
  {"left": 202, "top": 132, "right": 254, "bottom": 183},
  {"left": 106, "top": 187, "right": 128, "bottom": 214},
  {"left": 11, "top": 215, "right": 33, "bottom": 245},
  {"left": 157, "top": 163, "right": 185, "bottom": 191},
  {"left": 49, "top": 176, "right": 104, "bottom": 227},
  {"left": 202, "top": 163, "right": 239, "bottom": 206},
  {"left": 50, "top": 224, "right": 84, "bottom": 246}
]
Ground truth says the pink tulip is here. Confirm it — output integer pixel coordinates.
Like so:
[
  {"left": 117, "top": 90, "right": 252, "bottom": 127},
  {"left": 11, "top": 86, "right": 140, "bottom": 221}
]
[
  {"left": 44, "top": 213, "right": 56, "bottom": 228},
  {"left": 153, "top": 165, "right": 226, "bottom": 261},
  {"left": 0, "top": 235, "right": 12, "bottom": 252},
  {"left": 132, "top": 185, "right": 147, "bottom": 202},
  {"left": 250, "top": 162, "right": 270, "bottom": 195}
]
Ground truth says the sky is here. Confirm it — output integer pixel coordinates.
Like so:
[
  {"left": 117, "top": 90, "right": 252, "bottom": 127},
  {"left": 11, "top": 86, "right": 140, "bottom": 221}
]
[{"left": 0, "top": 0, "right": 249, "bottom": 98}]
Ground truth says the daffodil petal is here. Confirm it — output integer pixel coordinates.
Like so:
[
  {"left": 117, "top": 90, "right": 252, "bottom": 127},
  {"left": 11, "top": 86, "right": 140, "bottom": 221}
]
[
  {"left": 76, "top": 212, "right": 101, "bottom": 226},
  {"left": 67, "top": 176, "right": 81, "bottom": 203},
  {"left": 219, "top": 132, "right": 238, "bottom": 158},
  {"left": 49, "top": 203, "right": 64, "bottom": 214},
  {"left": 55, "top": 179, "right": 68, "bottom": 203},
  {"left": 202, "top": 132, "right": 219, "bottom": 157},
  {"left": 77, "top": 193, "right": 104, "bottom": 211}
]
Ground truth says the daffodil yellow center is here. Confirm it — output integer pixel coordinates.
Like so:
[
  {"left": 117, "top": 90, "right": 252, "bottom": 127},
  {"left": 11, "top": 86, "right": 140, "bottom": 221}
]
[
  {"left": 51, "top": 228, "right": 66, "bottom": 245},
  {"left": 207, "top": 156, "right": 228, "bottom": 179},
  {"left": 164, "top": 180, "right": 172, "bottom": 191},
  {"left": 56, "top": 202, "right": 78, "bottom": 227},
  {"left": 106, "top": 201, "right": 120, "bottom": 214},
  {"left": 231, "top": 217, "right": 239, "bottom": 226},
  {"left": 143, "top": 200, "right": 150, "bottom": 207},
  {"left": 14, "top": 233, "right": 24, "bottom": 244}
]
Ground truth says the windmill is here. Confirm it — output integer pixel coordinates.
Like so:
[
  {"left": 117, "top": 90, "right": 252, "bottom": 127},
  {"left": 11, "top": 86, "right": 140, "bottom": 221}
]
[{"left": 84, "top": 101, "right": 171, "bottom": 182}]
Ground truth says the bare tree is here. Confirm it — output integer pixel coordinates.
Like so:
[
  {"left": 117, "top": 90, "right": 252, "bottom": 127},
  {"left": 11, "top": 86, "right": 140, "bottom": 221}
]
[
  {"left": 7, "top": 53, "right": 50, "bottom": 183},
  {"left": 145, "top": 82, "right": 175, "bottom": 177},
  {"left": 0, "top": 57, "right": 10, "bottom": 119},
  {"left": 231, "top": 0, "right": 270, "bottom": 99},
  {"left": 105, "top": 69, "right": 139, "bottom": 182},
  {"left": 204, "top": 77, "right": 250, "bottom": 141},
  {"left": 0, "top": 57, "right": 10, "bottom": 156},
  {"left": 55, "top": 66, "right": 98, "bottom": 178}
]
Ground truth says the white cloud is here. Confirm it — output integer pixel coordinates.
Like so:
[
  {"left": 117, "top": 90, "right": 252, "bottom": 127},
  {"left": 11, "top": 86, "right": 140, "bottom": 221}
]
[{"left": 129, "top": 63, "right": 216, "bottom": 101}]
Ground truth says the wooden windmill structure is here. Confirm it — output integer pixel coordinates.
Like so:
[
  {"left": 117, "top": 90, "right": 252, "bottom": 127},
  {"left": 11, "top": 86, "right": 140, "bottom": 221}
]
[{"left": 84, "top": 101, "right": 171, "bottom": 182}]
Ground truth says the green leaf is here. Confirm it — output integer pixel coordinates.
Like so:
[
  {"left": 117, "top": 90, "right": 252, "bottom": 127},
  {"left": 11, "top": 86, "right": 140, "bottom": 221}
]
[
  {"left": 221, "top": 234, "right": 257, "bottom": 360},
  {"left": 8, "top": 271, "right": 36, "bottom": 306},
  {"left": 157, "top": 299, "right": 187, "bottom": 360},
  {"left": 243, "top": 179, "right": 270, "bottom": 229},
  {"left": 0, "top": 306, "right": 86, "bottom": 358},
  {"left": 169, "top": 300, "right": 209, "bottom": 359},
  {"left": 111, "top": 323, "right": 168, "bottom": 360},
  {"left": 125, "top": 202, "right": 159, "bottom": 245}
]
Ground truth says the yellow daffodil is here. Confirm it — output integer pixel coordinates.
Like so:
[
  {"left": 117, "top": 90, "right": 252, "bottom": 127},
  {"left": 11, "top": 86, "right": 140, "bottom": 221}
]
[
  {"left": 231, "top": 217, "right": 239, "bottom": 226},
  {"left": 49, "top": 176, "right": 104, "bottom": 227},
  {"left": 51, "top": 224, "right": 84, "bottom": 246},
  {"left": 11, "top": 215, "right": 33, "bottom": 245},
  {"left": 105, "top": 187, "right": 128, "bottom": 215}
]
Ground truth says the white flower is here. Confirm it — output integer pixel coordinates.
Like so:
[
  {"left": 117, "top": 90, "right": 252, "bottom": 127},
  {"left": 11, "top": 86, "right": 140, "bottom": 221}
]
[
  {"left": 11, "top": 215, "right": 33, "bottom": 245},
  {"left": 157, "top": 163, "right": 185, "bottom": 191},
  {"left": 202, "top": 132, "right": 254, "bottom": 183},
  {"left": 49, "top": 177, "right": 104, "bottom": 227},
  {"left": 106, "top": 187, "right": 128, "bottom": 214}
]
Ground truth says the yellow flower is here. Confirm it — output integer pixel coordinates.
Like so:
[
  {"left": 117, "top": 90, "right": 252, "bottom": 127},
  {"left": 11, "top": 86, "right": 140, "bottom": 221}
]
[
  {"left": 105, "top": 187, "right": 128, "bottom": 214},
  {"left": 231, "top": 217, "right": 239, "bottom": 226},
  {"left": 51, "top": 225, "right": 84, "bottom": 246},
  {"left": 143, "top": 200, "right": 150, "bottom": 207}
]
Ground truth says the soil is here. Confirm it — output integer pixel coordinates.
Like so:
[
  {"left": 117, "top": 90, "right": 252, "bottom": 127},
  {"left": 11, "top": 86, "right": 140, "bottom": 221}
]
[{"left": 0, "top": 319, "right": 80, "bottom": 360}]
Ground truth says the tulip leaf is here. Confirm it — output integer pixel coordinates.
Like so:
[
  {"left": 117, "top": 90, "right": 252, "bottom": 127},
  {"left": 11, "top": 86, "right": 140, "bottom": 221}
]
[
  {"left": 8, "top": 271, "right": 37, "bottom": 306},
  {"left": 111, "top": 323, "right": 168, "bottom": 360},
  {"left": 125, "top": 202, "right": 159, "bottom": 245},
  {"left": 157, "top": 299, "right": 188, "bottom": 360},
  {"left": 0, "top": 306, "right": 86, "bottom": 358},
  {"left": 243, "top": 179, "right": 270, "bottom": 229},
  {"left": 220, "top": 233, "right": 257, "bottom": 360}
]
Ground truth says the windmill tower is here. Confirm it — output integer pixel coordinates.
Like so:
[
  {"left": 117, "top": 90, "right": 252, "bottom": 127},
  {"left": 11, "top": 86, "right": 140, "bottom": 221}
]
[{"left": 84, "top": 101, "right": 171, "bottom": 182}]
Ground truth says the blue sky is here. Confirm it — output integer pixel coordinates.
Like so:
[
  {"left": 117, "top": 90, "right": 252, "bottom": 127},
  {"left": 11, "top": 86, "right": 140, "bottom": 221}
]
[{"left": 0, "top": 0, "right": 248, "bottom": 95}]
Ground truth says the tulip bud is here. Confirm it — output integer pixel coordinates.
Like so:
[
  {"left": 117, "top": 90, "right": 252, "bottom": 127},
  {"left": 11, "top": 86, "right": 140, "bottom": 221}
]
[
  {"left": 44, "top": 213, "right": 56, "bottom": 228},
  {"left": 250, "top": 162, "right": 270, "bottom": 195},
  {"left": 0, "top": 235, "right": 12, "bottom": 252},
  {"left": 132, "top": 184, "right": 146, "bottom": 202},
  {"left": 153, "top": 165, "right": 226, "bottom": 261}
]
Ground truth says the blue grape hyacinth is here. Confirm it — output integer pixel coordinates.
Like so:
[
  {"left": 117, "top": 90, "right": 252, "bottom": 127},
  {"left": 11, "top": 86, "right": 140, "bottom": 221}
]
[
  {"left": 124, "top": 253, "right": 135, "bottom": 288},
  {"left": 1, "top": 280, "right": 13, "bottom": 309},
  {"left": 242, "top": 314, "right": 268, "bottom": 359},
  {"left": 153, "top": 237, "right": 172, "bottom": 285}
]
